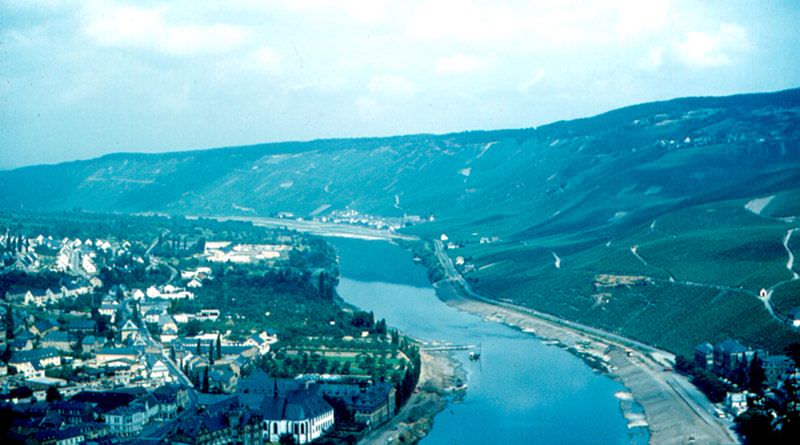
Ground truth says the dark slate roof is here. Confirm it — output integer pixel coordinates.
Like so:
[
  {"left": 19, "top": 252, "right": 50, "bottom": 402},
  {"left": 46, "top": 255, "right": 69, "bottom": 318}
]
[
  {"left": 255, "top": 387, "right": 332, "bottom": 421},
  {"left": 221, "top": 345, "right": 252, "bottom": 356},
  {"left": 259, "top": 396, "right": 287, "bottom": 419},
  {"left": 716, "top": 339, "right": 747, "bottom": 354},
  {"left": 248, "top": 334, "right": 265, "bottom": 344},
  {"left": 236, "top": 370, "right": 303, "bottom": 395},
  {"left": 53, "top": 400, "right": 96, "bottom": 413},
  {"left": 694, "top": 342, "right": 713, "bottom": 354},
  {"left": 42, "top": 330, "right": 71, "bottom": 343},
  {"left": 97, "top": 346, "right": 140, "bottom": 356},
  {"left": 10, "top": 347, "right": 60, "bottom": 363},
  {"left": 0, "top": 386, "right": 33, "bottom": 400},
  {"left": 34, "top": 319, "right": 59, "bottom": 333},
  {"left": 114, "top": 387, "right": 148, "bottom": 398},
  {"left": 107, "top": 404, "right": 146, "bottom": 416},
  {"left": 321, "top": 382, "right": 394, "bottom": 411},
  {"left": 35, "top": 426, "right": 85, "bottom": 442},
  {"left": 10, "top": 338, "right": 32, "bottom": 349},
  {"left": 66, "top": 319, "right": 97, "bottom": 331},
  {"left": 82, "top": 335, "right": 106, "bottom": 345},
  {"left": 284, "top": 390, "right": 332, "bottom": 420},
  {"left": 201, "top": 413, "right": 229, "bottom": 433},
  {"left": 70, "top": 391, "right": 136, "bottom": 412},
  {"left": 763, "top": 355, "right": 792, "bottom": 365},
  {"left": 174, "top": 411, "right": 229, "bottom": 437},
  {"left": 153, "top": 388, "right": 178, "bottom": 404},
  {"left": 15, "top": 331, "right": 35, "bottom": 341}
]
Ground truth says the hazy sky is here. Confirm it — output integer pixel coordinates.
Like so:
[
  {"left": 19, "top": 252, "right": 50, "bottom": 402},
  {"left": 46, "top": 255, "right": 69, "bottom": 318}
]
[{"left": 2, "top": 0, "right": 799, "bottom": 169}]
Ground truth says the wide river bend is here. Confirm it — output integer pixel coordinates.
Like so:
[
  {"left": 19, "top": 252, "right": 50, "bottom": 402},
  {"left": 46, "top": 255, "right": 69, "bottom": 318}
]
[{"left": 331, "top": 238, "right": 648, "bottom": 445}]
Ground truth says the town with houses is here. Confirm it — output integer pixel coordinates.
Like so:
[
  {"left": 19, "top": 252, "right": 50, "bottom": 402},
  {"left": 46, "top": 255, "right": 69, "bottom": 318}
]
[
  {"left": 676, "top": 337, "right": 800, "bottom": 433},
  {"left": 0, "top": 214, "right": 417, "bottom": 445}
]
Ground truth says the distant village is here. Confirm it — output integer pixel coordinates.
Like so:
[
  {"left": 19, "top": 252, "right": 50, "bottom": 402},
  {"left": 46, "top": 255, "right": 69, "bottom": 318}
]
[
  {"left": 682, "top": 337, "right": 800, "bottom": 435},
  {"left": 0, "top": 220, "right": 412, "bottom": 445}
]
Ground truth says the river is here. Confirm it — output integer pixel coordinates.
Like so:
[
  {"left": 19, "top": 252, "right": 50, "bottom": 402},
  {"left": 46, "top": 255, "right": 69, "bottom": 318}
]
[{"left": 330, "top": 238, "right": 648, "bottom": 445}]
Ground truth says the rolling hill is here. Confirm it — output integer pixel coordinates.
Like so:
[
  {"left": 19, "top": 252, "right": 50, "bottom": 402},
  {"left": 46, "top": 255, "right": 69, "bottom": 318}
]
[{"left": 2, "top": 88, "right": 800, "bottom": 354}]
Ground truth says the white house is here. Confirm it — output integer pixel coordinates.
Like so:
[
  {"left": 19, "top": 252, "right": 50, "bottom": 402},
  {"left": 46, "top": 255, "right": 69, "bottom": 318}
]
[
  {"left": 243, "top": 331, "right": 277, "bottom": 355},
  {"left": 147, "top": 357, "right": 171, "bottom": 382},
  {"left": 146, "top": 286, "right": 161, "bottom": 299},
  {"left": 23, "top": 288, "right": 62, "bottom": 307},
  {"left": 131, "top": 289, "right": 146, "bottom": 300},
  {"left": 196, "top": 309, "right": 220, "bottom": 322},
  {"left": 120, "top": 319, "right": 140, "bottom": 342},
  {"left": 105, "top": 405, "right": 147, "bottom": 437},
  {"left": 725, "top": 392, "right": 748, "bottom": 416},
  {"left": 9, "top": 348, "right": 61, "bottom": 378},
  {"left": 158, "top": 314, "right": 179, "bottom": 343}
]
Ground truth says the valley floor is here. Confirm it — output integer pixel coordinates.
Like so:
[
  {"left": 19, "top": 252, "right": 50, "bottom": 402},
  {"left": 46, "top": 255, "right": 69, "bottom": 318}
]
[{"left": 435, "top": 279, "right": 739, "bottom": 445}]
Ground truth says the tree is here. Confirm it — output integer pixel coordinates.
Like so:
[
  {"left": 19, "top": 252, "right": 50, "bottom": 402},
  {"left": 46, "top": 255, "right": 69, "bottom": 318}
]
[
  {"left": 318, "top": 272, "right": 326, "bottom": 297},
  {"left": 748, "top": 355, "right": 766, "bottom": 394},
  {"left": 674, "top": 355, "right": 693, "bottom": 374},
  {"left": 351, "top": 311, "right": 374, "bottom": 329},
  {"left": 5, "top": 305, "right": 14, "bottom": 340},
  {"left": 185, "top": 319, "right": 202, "bottom": 337},
  {"left": 202, "top": 367, "right": 210, "bottom": 393},
  {"left": 735, "top": 408, "right": 775, "bottom": 444},
  {"left": 785, "top": 343, "right": 800, "bottom": 368},
  {"left": 732, "top": 359, "right": 749, "bottom": 387},
  {"left": 46, "top": 386, "right": 62, "bottom": 402},
  {"left": 216, "top": 334, "right": 222, "bottom": 360},
  {"left": 208, "top": 341, "right": 215, "bottom": 365},
  {"left": 691, "top": 369, "right": 730, "bottom": 403}
]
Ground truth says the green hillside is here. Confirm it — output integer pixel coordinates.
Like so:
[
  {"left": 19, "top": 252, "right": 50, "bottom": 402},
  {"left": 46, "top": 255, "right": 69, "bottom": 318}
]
[{"left": 2, "top": 88, "right": 800, "bottom": 354}]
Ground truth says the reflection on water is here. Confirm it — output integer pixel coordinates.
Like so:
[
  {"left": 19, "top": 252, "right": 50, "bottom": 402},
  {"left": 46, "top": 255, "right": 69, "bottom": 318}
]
[{"left": 331, "top": 238, "right": 648, "bottom": 445}]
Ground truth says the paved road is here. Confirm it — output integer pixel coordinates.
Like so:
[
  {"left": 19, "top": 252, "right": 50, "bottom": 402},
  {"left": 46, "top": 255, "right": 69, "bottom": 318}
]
[{"left": 136, "top": 325, "right": 199, "bottom": 442}]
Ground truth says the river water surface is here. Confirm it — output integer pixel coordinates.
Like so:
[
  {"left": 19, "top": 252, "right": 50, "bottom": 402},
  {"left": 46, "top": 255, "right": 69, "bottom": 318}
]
[{"left": 330, "top": 238, "right": 648, "bottom": 445}]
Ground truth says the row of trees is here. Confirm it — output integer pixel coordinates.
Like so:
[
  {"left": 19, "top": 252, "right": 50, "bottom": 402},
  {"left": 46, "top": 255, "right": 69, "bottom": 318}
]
[
  {"left": 260, "top": 353, "right": 355, "bottom": 378},
  {"left": 151, "top": 233, "right": 205, "bottom": 258},
  {"left": 0, "top": 270, "right": 67, "bottom": 301},
  {"left": 350, "top": 310, "right": 387, "bottom": 335},
  {"left": 394, "top": 337, "right": 421, "bottom": 410},
  {"left": 675, "top": 354, "right": 766, "bottom": 403}
]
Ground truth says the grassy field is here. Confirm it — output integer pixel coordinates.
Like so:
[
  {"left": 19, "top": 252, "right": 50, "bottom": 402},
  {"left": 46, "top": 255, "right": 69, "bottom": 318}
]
[{"left": 266, "top": 344, "right": 409, "bottom": 381}]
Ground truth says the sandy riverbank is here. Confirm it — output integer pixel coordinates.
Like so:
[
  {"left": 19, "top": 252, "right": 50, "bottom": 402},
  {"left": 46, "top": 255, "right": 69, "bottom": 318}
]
[
  {"left": 359, "top": 350, "right": 466, "bottom": 445},
  {"left": 434, "top": 280, "right": 739, "bottom": 445}
]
